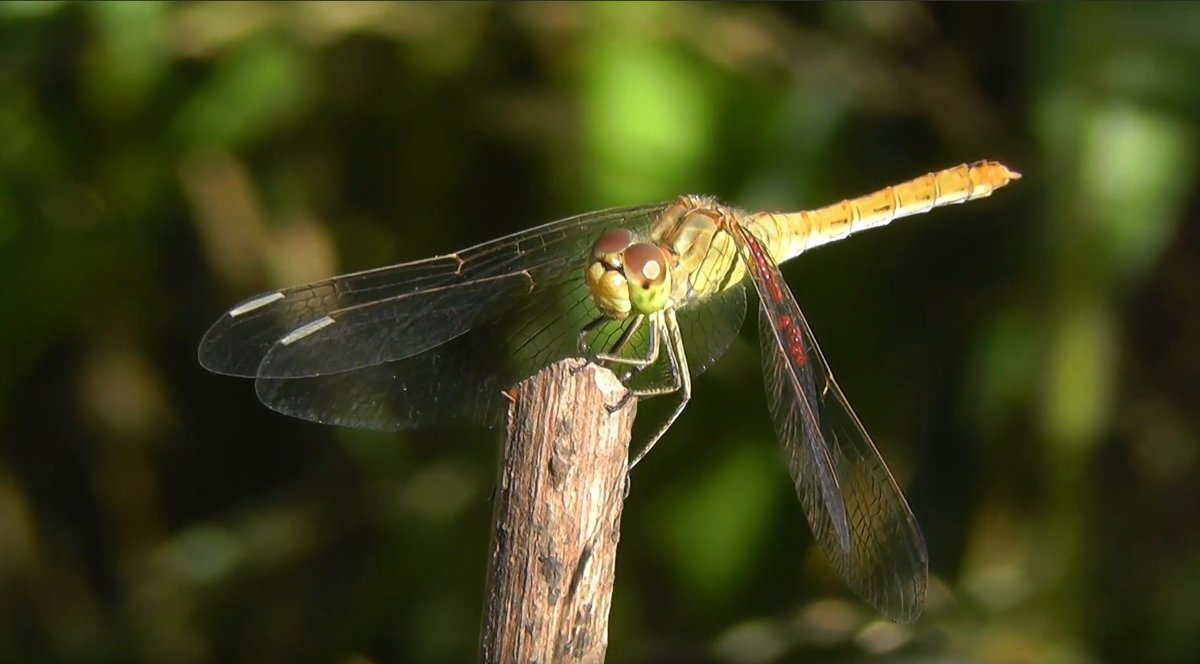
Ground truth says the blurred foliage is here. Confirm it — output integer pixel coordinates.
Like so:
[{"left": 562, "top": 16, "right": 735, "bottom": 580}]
[{"left": 1, "top": 2, "right": 1198, "bottom": 663}]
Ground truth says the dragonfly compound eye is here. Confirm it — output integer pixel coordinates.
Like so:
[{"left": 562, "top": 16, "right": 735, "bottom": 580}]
[
  {"left": 591, "top": 228, "right": 636, "bottom": 260},
  {"left": 623, "top": 242, "right": 672, "bottom": 315}
]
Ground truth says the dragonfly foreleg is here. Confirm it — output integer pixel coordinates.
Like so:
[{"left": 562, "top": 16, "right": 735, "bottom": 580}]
[
  {"left": 627, "top": 309, "right": 692, "bottom": 470},
  {"left": 578, "top": 313, "right": 658, "bottom": 371},
  {"left": 595, "top": 315, "right": 658, "bottom": 368}
]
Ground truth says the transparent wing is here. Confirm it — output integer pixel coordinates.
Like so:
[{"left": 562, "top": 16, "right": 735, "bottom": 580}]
[
  {"left": 675, "top": 281, "right": 748, "bottom": 377},
  {"left": 253, "top": 266, "right": 595, "bottom": 430},
  {"left": 254, "top": 251, "right": 750, "bottom": 431},
  {"left": 728, "top": 222, "right": 854, "bottom": 550},
  {"left": 198, "top": 203, "right": 670, "bottom": 379},
  {"left": 731, "top": 221, "right": 928, "bottom": 623}
]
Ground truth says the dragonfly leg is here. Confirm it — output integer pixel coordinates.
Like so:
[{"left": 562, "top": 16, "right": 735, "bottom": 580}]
[
  {"left": 628, "top": 309, "right": 691, "bottom": 470},
  {"left": 577, "top": 316, "right": 610, "bottom": 357},
  {"left": 620, "top": 314, "right": 678, "bottom": 398},
  {"left": 602, "top": 315, "right": 643, "bottom": 358},
  {"left": 575, "top": 315, "right": 627, "bottom": 378},
  {"left": 597, "top": 315, "right": 667, "bottom": 396},
  {"left": 607, "top": 318, "right": 664, "bottom": 385},
  {"left": 606, "top": 313, "right": 670, "bottom": 413},
  {"left": 578, "top": 314, "right": 659, "bottom": 381},
  {"left": 595, "top": 315, "right": 658, "bottom": 369}
]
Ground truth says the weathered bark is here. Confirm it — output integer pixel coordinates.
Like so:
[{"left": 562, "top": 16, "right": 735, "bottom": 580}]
[{"left": 480, "top": 359, "right": 636, "bottom": 664}]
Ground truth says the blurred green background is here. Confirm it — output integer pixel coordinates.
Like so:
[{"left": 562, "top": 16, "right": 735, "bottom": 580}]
[{"left": 2, "top": 2, "right": 1198, "bottom": 663}]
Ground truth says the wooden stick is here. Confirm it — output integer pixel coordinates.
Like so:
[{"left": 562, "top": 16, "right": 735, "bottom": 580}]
[{"left": 479, "top": 358, "right": 636, "bottom": 663}]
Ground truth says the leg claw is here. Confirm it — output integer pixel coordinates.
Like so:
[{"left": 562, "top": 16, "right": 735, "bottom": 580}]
[{"left": 607, "top": 392, "right": 634, "bottom": 414}]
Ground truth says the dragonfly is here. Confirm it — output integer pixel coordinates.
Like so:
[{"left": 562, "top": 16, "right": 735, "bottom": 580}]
[{"left": 199, "top": 160, "right": 1020, "bottom": 623}]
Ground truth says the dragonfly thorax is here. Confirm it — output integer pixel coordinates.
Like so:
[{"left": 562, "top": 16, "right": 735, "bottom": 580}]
[{"left": 585, "top": 228, "right": 673, "bottom": 319}]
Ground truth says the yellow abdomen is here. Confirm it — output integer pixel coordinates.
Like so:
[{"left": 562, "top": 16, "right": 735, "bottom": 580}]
[{"left": 652, "top": 160, "right": 1021, "bottom": 306}]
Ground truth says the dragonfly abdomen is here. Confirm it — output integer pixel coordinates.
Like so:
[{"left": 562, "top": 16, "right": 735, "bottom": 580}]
[{"left": 746, "top": 160, "right": 1021, "bottom": 263}]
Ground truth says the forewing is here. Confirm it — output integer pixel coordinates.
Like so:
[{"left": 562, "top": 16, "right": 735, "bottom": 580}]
[
  {"left": 253, "top": 280, "right": 588, "bottom": 430},
  {"left": 259, "top": 262, "right": 749, "bottom": 431},
  {"left": 252, "top": 217, "right": 652, "bottom": 430},
  {"left": 199, "top": 203, "right": 669, "bottom": 379}
]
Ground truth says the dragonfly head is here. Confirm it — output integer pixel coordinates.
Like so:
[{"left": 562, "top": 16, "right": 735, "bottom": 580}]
[{"left": 585, "top": 228, "right": 673, "bottom": 319}]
